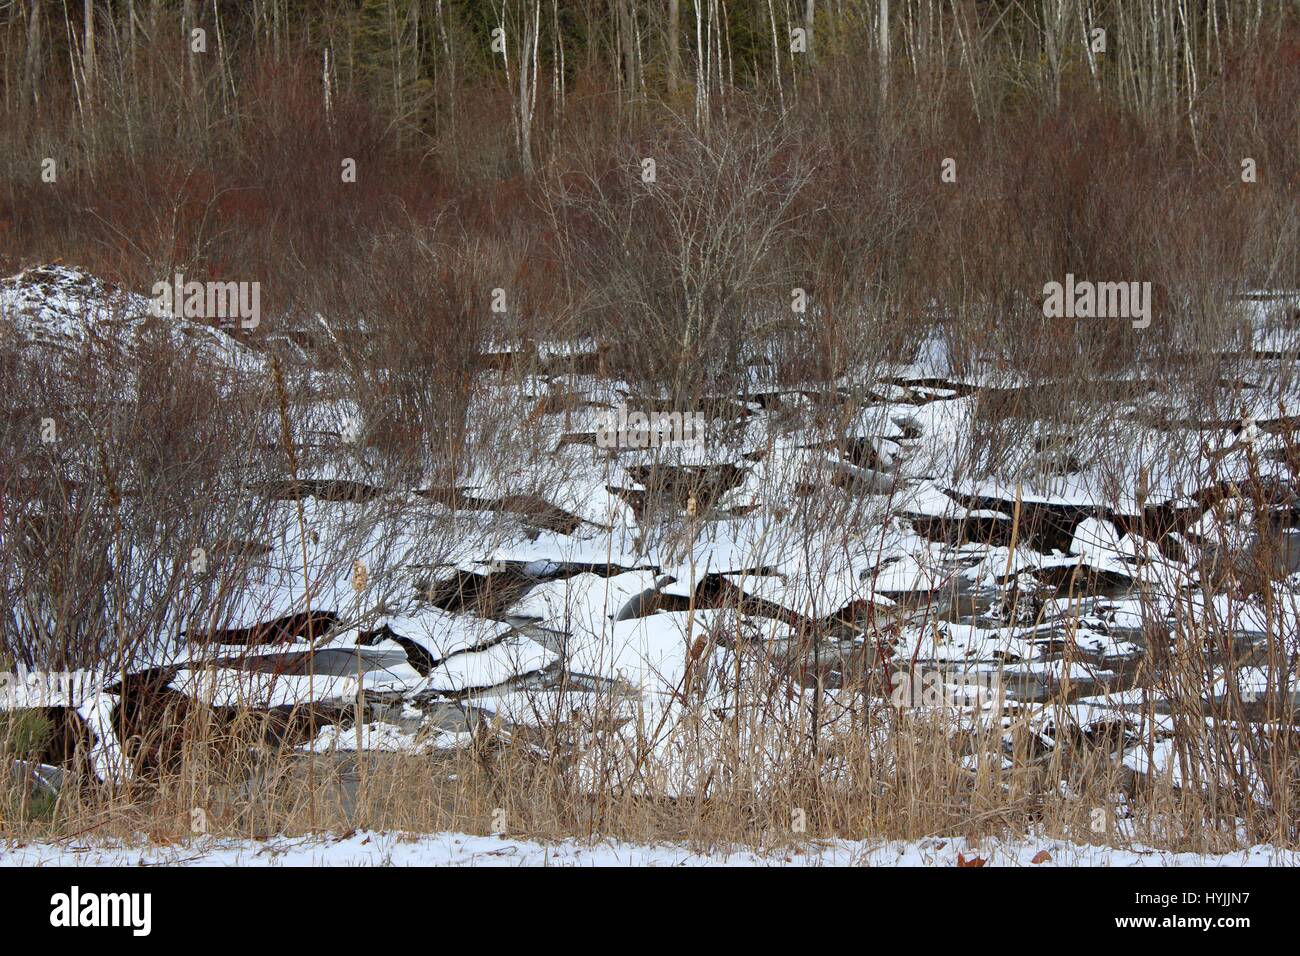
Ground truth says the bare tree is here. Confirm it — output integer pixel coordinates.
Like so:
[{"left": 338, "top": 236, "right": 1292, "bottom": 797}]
[
  {"left": 21, "top": 0, "right": 43, "bottom": 109},
  {"left": 879, "top": 0, "right": 888, "bottom": 103},
  {"left": 667, "top": 0, "right": 680, "bottom": 94},
  {"left": 544, "top": 114, "right": 814, "bottom": 400},
  {"left": 517, "top": 0, "right": 541, "bottom": 174},
  {"left": 805, "top": 0, "right": 815, "bottom": 61},
  {"left": 82, "top": 0, "right": 95, "bottom": 97}
]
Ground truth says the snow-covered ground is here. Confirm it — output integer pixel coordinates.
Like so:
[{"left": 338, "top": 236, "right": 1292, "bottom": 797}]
[
  {"left": 3, "top": 831, "right": 1296, "bottom": 867},
  {"left": 6, "top": 265, "right": 1300, "bottom": 856}
]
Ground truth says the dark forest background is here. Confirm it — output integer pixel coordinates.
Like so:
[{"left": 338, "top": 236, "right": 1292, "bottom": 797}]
[{"left": 1, "top": 1, "right": 1297, "bottom": 382}]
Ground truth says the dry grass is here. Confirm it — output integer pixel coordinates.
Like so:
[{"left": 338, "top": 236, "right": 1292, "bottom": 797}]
[{"left": 0, "top": 676, "right": 1275, "bottom": 855}]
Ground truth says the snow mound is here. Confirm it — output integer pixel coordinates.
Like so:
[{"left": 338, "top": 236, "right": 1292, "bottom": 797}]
[{"left": 0, "top": 264, "right": 262, "bottom": 382}]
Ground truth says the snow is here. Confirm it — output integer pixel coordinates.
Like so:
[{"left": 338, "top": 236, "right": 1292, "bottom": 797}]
[
  {"left": 0, "top": 265, "right": 262, "bottom": 384},
  {"left": 556, "top": 609, "right": 709, "bottom": 691},
  {"left": 306, "top": 721, "right": 473, "bottom": 754},
  {"left": 172, "top": 668, "right": 414, "bottom": 709},
  {"left": 379, "top": 607, "right": 518, "bottom": 659},
  {"left": 508, "top": 571, "right": 660, "bottom": 631},
  {"left": 3, "top": 830, "right": 1296, "bottom": 867},
  {"left": 417, "top": 636, "right": 557, "bottom": 694}
]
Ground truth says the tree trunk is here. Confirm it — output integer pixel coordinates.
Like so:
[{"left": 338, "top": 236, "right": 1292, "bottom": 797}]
[
  {"left": 23, "top": 0, "right": 43, "bottom": 108},
  {"left": 667, "top": 0, "right": 679, "bottom": 94},
  {"left": 616, "top": 0, "right": 637, "bottom": 101},
  {"left": 83, "top": 0, "right": 95, "bottom": 96},
  {"left": 517, "top": 1, "right": 540, "bottom": 175},
  {"left": 766, "top": 0, "right": 783, "bottom": 109},
  {"left": 879, "top": 0, "right": 888, "bottom": 103},
  {"left": 694, "top": 0, "right": 706, "bottom": 127},
  {"left": 804, "top": 0, "right": 815, "bottom": 61},
  {"left": 183, "top": 0, "right": 196, "bottom": 91}
]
